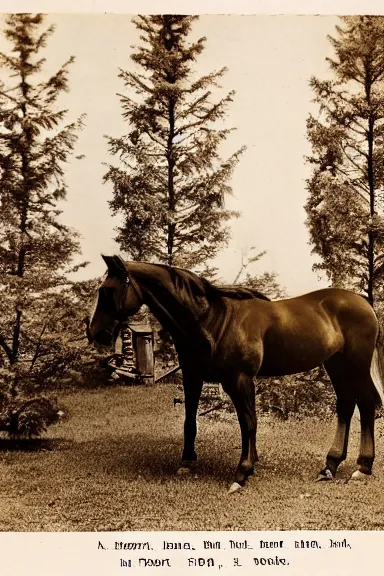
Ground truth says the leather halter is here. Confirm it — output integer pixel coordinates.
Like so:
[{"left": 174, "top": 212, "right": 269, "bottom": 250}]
[{"left": 115, "top": 275, "right": 143, "bottom": 322}]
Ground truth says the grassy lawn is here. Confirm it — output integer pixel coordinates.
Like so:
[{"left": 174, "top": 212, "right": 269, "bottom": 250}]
[{"left": 1, "top": 383, "right": 384, "bottom": 531}]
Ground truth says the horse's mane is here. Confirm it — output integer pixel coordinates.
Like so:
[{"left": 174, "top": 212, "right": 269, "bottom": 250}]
[
  {"left": 134, "top": 262, "right": 270, "bottom": 308},
  {"left": 125, "top": 261, "right": 270, "bottom": 357},
  {"left": 169, "top": 266, "right": 270, "bottom": 302},
  {"left": 205, "top": 282, "right": 270, "bottom": 301}
]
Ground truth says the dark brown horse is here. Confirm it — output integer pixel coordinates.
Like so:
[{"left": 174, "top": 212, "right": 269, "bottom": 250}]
[{"left": 87, "top": 255, "right": 384, "bottom": 492}]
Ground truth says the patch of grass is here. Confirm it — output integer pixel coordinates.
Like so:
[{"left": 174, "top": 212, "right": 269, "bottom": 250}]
[{"left": 0, "top": 384, "right": 383, "bottom": 531}]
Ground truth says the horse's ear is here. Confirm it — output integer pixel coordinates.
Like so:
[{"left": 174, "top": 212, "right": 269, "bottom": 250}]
[
  {"left": 101, "top": 254, "right": 128, "bottom": 278},
  {"left": 101, "top": 254, "right": 113, "bottom": 267},
  {"left": 112, "top": 255, "right": 128, "bottom": 277}
]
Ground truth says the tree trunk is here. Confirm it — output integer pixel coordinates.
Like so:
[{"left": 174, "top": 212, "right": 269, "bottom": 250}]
[
  {"left": 366, "top": 67, "right": 375, "bottom": 306},
  {"left": 167, "top": 99, "right": 176, "bottom": 266}
]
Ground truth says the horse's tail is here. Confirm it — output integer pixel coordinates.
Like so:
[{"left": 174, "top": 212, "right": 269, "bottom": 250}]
[{"left": 370, "top": 335, "right": 384, "bottom": 407}]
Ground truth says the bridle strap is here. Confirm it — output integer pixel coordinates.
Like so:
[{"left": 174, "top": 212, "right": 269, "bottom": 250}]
[
  {"left": 115, "top": 273, "right": 143, "bottom": 322},
  {"left": 126, "top": 273, "right": 144, "bottom": 302}
]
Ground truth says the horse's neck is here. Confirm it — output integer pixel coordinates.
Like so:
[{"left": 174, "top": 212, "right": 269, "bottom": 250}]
[
  {"left": 204, "top": 297, "right": 232, "bottom": 343},
  {"left": 141, "top": 286, "right": 194, "bottom": 342},
  {"left": 140, "top": 280, "right": 220, "bottom": 358}
]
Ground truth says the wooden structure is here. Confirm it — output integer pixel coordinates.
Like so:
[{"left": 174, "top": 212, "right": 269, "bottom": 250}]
[
  {"left": 173, "top": 381, "right": 225, "bottom": 408},
  {"left": 112, "top": 323, "right": 155, "bottom": 385},
  {"left": 130, "top": 324, "right": 155, "bottom": 384}
]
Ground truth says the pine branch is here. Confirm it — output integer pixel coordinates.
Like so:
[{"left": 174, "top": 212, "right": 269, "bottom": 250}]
[
  {"left": 118, "top": 70, "right": 153, "bottom": 95},
  {"left": 29, "top": 320, "right": 50, "bottom": 372},
  {"left": 0, "top": 335, "right": 13, "bottom": 362}
]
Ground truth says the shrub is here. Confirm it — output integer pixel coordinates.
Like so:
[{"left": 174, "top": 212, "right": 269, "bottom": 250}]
[
  {"left": 0, "top": 390, "right": 62, "bottom": 438},
  {"left": 256, "top": 369, "right": 336, "bottom": 420}
]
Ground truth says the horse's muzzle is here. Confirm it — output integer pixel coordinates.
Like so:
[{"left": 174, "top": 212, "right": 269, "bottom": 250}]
[
  {"left": 87, "top": 321, "right": 121, "bottom": 347},
  {"left": 84, "top": 316, "right": 109, "bottom": 345}
]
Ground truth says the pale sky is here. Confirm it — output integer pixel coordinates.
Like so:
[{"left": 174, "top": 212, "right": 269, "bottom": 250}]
[{"left": 0, "top": 12, "right": 340, "bottom": 296}]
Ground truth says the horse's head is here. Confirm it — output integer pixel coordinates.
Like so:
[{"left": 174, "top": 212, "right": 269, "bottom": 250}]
[{"left": 86, "top": 255, "right": 143, "bottom": 346}]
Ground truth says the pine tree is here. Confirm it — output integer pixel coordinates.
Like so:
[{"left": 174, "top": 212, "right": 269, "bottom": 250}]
[
  {"left": 232, "top": 248, "right": 286, "bottom": 300},
  {"left": 0, "top": 13, "right": 86, "bottom": 404},
  {"left": 104, "top": 15, "right": 245, "bottom": 269},
  {"left": 305, "top": 16, "right": 384, "bottom": 305}
]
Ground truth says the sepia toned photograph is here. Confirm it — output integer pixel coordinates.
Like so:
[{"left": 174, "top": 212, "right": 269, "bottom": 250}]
[{"left": 1, "top": 8, "right": 384, "bottom": 534}]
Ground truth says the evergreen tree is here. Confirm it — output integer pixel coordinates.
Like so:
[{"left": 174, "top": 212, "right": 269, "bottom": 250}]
[
  {"left": 233, "top": 248, "right": 286, "bottom": 300},
  {"left": 305, "top": 16, "right": 384, "bottom": 304},
  {"left": 0, "top": 13, "right": 86, "bottom": 403},
  {"left": 104, "top": 15, "right": 245, "bottom": 269}
]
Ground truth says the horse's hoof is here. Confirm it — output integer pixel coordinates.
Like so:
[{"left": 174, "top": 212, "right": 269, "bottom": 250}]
[
  {"left": 177, "top": 460, "right": 196, "bottom": 475},
  {"left": 350, "top": 470, "right": 370, "bottom": 482},
  {"left": 314, "top": 469, "right": 334, "bottom": 482},
  {"left": 228, "top": 482, "right": 242, "bottom": 494},
  {"left": 177, "top": 466, "right": 192, "bottom": 475}
]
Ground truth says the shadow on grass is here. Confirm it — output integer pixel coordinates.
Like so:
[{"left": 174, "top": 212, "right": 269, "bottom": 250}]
[
  {"left": 81, "top": 436, "right": 347, "bottom": 487},
  {"left": 75, "top": 433, "right": 237, "bottom": 484},
  {"left": 66, "top": 424, "right": 329, "bottom": 484},
  {"left": 0, "top": 437, "right": 73, "bottom": 452}
]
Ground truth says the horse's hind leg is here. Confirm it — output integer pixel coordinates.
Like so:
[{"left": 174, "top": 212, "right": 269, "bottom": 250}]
[
  {"left": 223, "top": 372, "right": 257, "bottom": 491},
  {"left": 352, "top": 382, "right": 377, "bottom": 480},
  {"left": 318, "top": 355, "right": 356, "bottom": 480}
]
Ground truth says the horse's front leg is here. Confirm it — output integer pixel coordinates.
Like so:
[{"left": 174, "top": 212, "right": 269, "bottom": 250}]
[
  {"left": 177, "top": 369, "right": 203, "bottom": 475},
  {"left": 223, "top": 372, "right": 258, "bottom": 492}
]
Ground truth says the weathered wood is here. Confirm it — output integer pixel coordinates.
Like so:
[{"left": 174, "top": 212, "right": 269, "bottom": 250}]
[
  {"left": 114, "top": 367, "right": 137, "bottom": 380},
  {"left": 199, "top": 402, "right": 225, "bottom": 417},
  {"left": 155, "top": 364, "right": 181, "bottom": 383},
  {"left": 111, "top": 324, "right": 156, "bottom": 384},
  {"left": 135, "top": 334, "right": 154, "bottom": 381}
]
